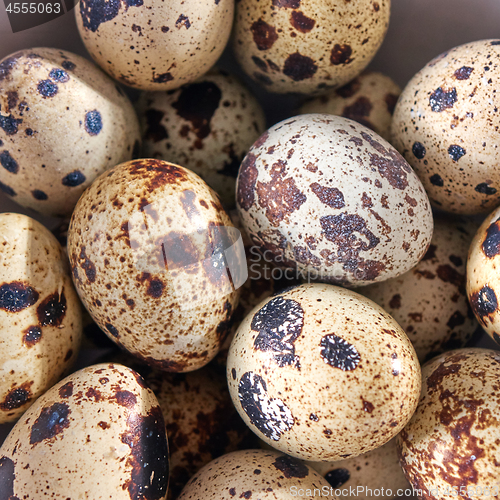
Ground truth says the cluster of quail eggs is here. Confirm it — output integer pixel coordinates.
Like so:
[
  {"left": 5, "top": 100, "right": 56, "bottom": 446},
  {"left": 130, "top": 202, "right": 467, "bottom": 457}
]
[{"left": 1, "top": 0, "right": 500, "bottom": 498}]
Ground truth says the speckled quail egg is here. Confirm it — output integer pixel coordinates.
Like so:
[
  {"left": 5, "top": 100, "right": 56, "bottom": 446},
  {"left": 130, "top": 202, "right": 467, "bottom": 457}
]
[
  {"left": 360, "top": 216, "right": 479, "bottom": 362},
  {"left": 76, "top": 0, "right": 234, "bottom": 91},
  {"left": 299, "top": 71, "right": 401, "bottom": 141},
  {"left": 178, "top": 449, "right": 336, "bottom": 500},
  {"left": 233, "top": 0, "right": 390, "bottom": 95},
  {"left": 306, "top": 436, "right": 409, "bottom": 499},
  {"left": 236, "top": 113, "right": 433, "bottom": 287},
  {"left": 398, "top": 348, "right": 500, "bottom": 499},
  {"left": 0, "top": 363, "right": 169, "bottom": 499},
  {"left": 137, "top": 69, "right": 266, "bottom": 207},
  {"left": 68, "top": 158, "right": 244, "bottom": 372},
  {"left": 0, "top": 213, "right": 82, "bottom": 424},
  {"left": 392, "top": 39, "right": 500, "bottom": 215},
  {"left": 227, "top": 283, "right": 421, "bottom": 462},
  {"left": 0, "top": 48, "right": 140, "bottom": 218},
  {"left": 466, "top": 205, "right": 500, "bottom": 345},
  {"left": 145, "top": 365, "right": 254, "bottom": 499}
]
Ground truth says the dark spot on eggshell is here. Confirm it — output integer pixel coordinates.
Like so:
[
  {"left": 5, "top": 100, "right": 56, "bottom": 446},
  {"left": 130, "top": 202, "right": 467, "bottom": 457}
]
[
  {"left": 361, "top": 132, "right": 410, "bottom": 190},
  {"left": 6, "top": 91, "right": 18, "bottom": 111},
  {"left": 482, "top": 218, "right": 500, "bottom": 258},
  {"left": 252, "top": 296, "right": 303, "bottom": 368},
  {"left": 0, "top": 384, "right": 32, "bottom": 411},
  {"left": 412, "top": 142, "right": 426, "bottom": 159},
  {"left": 430, "top": 173, "right": 444, "bottom": 186},
  {"left": 77, "top": 246, "right": 96, "bottom": 283},
  {"left": 37, "top": 79, "right": 58, "bottom": 98},
  {"left": 436, "top": 264, "right": 463, "bottom": 289},
  {"left": 273, "top": 0, "right": 300, "bottom": 6},
  {"left": 252, "top": 56, "right": 268, "bottom": 72},
  {"left": 251, "top": 19, "right": 279, "bottom": 52},
  {"left": 310, "top": 182, "right": 345, "bottom": 209},
  {"left": 237, "top": 153, "right": 258, "bottom": 211},
  {"left": 0, "top": 281, "right": 39, "bottom": 312},
  {"left": 36, "top": 291, "right": 66, "bottom": 327},
  {"left": 446, "top": 311, "right": 465, "bottom": 329},
  {"left": 49, "top": 68, "right": 69, "bottom": 83},
  {"left": 253, "top": 72, "right": 273, "bottom": 86},
  {"left": 61, "top": 60, "right": 76, "bottom": 71},
  {"left": 290, "top": 11, "right": 315, "bottom": 32},
  {"left": 389, "top": 294, "right": 401, "bottom": 309},
  {"left": 129, "top": 159, "right": 188, "bottom": 191},
  {"left": 469, "top": 286, "right": 498, "bottom": 325},
  {"left": 273, "top": 455, "right": 308, "bottom": 478},
  {"left": 32, "top": 189, "right": 48, "bottom": 200},
  {"left": 325, "top": 468, "right": 350, "bottom": 488},
  {"left": 146, "top": 279, "right": 164, "bottom": 298},
  {"left": 256, "top": 160, "right": 307, "bottom": 226},
  {"left": 342, "top": 97, "right": 374, "bottom": 129},
  {"left": 0, "top": 55, "right": 19, "bottom": 82},
  {"left": 144, "top": 109, "right": 168, "bottom": 143},
  {"left": 283, "top": 52, "right": 318, "bottom": 81},
  {"left": 152, "top": 72, "right": 174, "bottom": 83},
  {"left": 448, "top": 145, "right": 466, "bottom": 162},
  {"left": 475, "top": 183, "right": 497, "bottom": 195},
  {"left": 429, "top": 87, "right": 457, "bottom": 112},
  {"left": 30, "top": 402, "right": 70, "bottom": 445},
  {"left": 231, "top": 368, "right": 237, "bottom": 380},
  {"left": 385, "top": 93, "right": 399, "bottom": 114},
  {"left": 120, "top": 405, "right": 169, "bottom": 500},
  {"left": 64, "top": 349, "right": 73, "bottom": 361},
  {"left": 0, "top": 456, "right": 17, "bottom": 500},
  {"left": 58, "top": 382, "right": 73, "bottom": 399},
  {"left": 79, "top": 0, "right": 129, "bottom": 32},
  {"left": 217, "top": 144, "right": 242, "bottom": 178},
  {"left": 0, "top": 150, "right": 19, "bottom": 174},
  {"left": 106, "top": 323, "right": 120, "bottom": 337},
  {"left": 330, "top": 44, "right": 353, "bottom": 65},
  {"left": 62, "top": 170, "right": 86, "bottom": 186},
  {"left": 114, "top": 390, "right": 137, "bottom": 408},
  {"left": 175, "top": 13, "right": 190, "bottom": 29},
  {"left": 0, "top": 181, "right": 15, "bottom": 196},
  {"left": 85, "top": 110, "right": 103, "bottom": 136},
  {"left": 336, "top": 78, "right": 361, "bottom": 98},
  {"left": 172, "top": 82, "right": 221, "bottom": 140},
  {"left": 294, "top": 245, "right": 321, "bottom": 267},
  {"left": 320, "top": 334, "right": 360, "bottom": 371},
  {"left": 238, "top": 371, "right": 294, "bottom": 441},
  {"left": 23, "top": 326, "right": 42, "bottom": 346},
  {"left": 0, "top": 114, "right": 22, "bottom": 135},
  {"left": 453, "top": 66, "right": 473, "bottom": 80}
]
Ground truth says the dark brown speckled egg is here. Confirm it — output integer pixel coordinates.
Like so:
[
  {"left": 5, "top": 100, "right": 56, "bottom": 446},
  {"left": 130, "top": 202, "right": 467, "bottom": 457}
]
[
  {"left": 392, "top": 40, "right": 500, "bottom": 214},
  {"left": 398, "top": 348, "right": 500, "bottom": 499},
  {"left": 227, "top": 283, "right": 421, "bottom": 462},
  {"left": 177, "top": 449, "right": 336, "bottom": 499},
  {"left": 67, "top": 159, "right": 244, "bottom": 372},
  {"left": 0, "top": 48, "right": 140, "bottom": 217},
  {"left": 0, "top": 363, "right": 169, "bottom": 499}
]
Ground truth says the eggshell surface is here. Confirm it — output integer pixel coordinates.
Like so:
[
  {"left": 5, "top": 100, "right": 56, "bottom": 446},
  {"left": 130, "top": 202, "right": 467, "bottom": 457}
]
[
  {"left": 0, "top": 48, "right": 140, "bottom": 217},
  {"left": 137, "top": 69, "right": 266, "bottom": 207},
  {"left": 227, "top": 283, "right": 421, "bottom": 461},
  {"left": 0, "top": 363, "right": 169, "bottom": 499},
  {"left": 236, "top": 114, "right": 433, "bottom": 287},
  {"left": 178, "top": 449, "right": 336, "bottom": 500},
  {"left": 0, "top": 213, "right": 82, "bottom": 424},
  {"left": 76, "top": 0, "right": 234, "bottom": 91},
  {"left": 306, "top": 436, "right": 409, "bottom": 499},
  {"left": 233, "top": 0, "right": 391, "bottom": 95},
  {"left": 299, "top": 71, "right": 401, "bottom": 141},
  {"left": 467, "top": 205, "right": 500, "bottom": 346},
  {"left": 392, "top": 39, "right": 500, "bottom": 215},
  {"left": 398, "top": 348, "right": 500, "bottom": 499},
  {"left": 68, "top": 159, "right": 243, "bottom": 372},
  {"left": 361, "top": 217, "right": 478, "bottom": 362}
]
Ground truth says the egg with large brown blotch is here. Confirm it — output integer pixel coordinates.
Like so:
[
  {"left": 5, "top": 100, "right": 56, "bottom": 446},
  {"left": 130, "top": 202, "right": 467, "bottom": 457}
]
[
  {"left": 236, "top": 114, "right": 433, "bottom": 287},
  {"left": 0, "top": 363, "right": 169, "bottom": 499},
  {"left": 178, "top": 449, "right": 336, "bottom": 500},
  {"left": 137, "top": 69, "right": 266, "bottom": 207},
  {"left": 233, "top": 0, "right": 390, "bottom": 95},
  {"left": 299, "top": 71, "right": 401, "bottom": 141},
  {"left": 227, "top": 283, "right": 421, "bottom": 462},
  {"left": 0, "top": 213, "right": 82, "bottom": 424},
  {"left": 467, "top": 205, "right": 500, "bottom": 345},
  {"left": 76, "top": 0, "right": 234, "bottom": 91},
  {"left": 0, "top": 48, "right": 140, "bottom": 217},
  {"left": 145, "top": 365, "right": 255, "bottom": 499},
  {"left": 67, "top": 159, "right": 244, "bottom": 372},
  {"left": 392, "top": 40, "right": 500, "bottom": 214},
  {"left": 361, "top": 216, "right": 479, "bottom": 362},
  {"left": 398, "top": 348, "right": 500, "bottom": 499}
]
